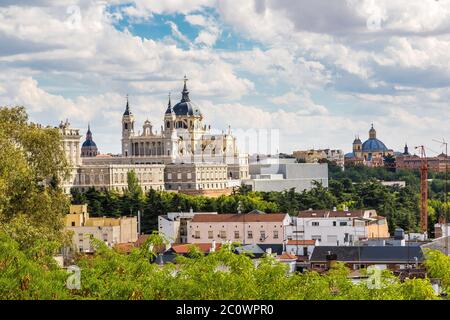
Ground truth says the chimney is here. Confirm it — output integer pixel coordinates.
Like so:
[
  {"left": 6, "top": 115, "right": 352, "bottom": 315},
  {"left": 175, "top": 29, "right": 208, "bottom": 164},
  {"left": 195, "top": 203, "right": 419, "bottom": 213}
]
[{"left": 325, "top": 251, "right": 338, "bottom": 270}]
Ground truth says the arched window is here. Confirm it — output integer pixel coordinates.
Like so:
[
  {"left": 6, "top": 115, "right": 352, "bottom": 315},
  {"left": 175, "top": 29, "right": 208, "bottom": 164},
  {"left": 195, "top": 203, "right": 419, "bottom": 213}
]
[
  {"left": 166, "top": 121, "right": 170, "bottom": 128},
  {"left": 124, "top": 123, "right": 128, "bottom": 130}
]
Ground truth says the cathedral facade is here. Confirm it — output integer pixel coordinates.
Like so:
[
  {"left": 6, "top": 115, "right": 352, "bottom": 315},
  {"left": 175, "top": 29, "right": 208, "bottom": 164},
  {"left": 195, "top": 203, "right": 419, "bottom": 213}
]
[
  {"left": 60, "top": 77, "right": 249, "bottom": 195},
  {"left": 121, "top": 77, "right": 240, "bottom": 166}
]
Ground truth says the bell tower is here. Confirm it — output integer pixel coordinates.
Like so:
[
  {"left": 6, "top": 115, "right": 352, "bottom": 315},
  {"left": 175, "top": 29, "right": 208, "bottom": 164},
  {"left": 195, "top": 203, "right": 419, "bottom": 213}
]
[{"left": 121, "top": 95, "right": 135, "bottom": 157}]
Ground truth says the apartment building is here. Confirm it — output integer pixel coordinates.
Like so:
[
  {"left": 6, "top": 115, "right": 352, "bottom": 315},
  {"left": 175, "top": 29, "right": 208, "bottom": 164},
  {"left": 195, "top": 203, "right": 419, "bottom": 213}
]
[
  {"left": 65, "top": 204, "right": 138, "bottom": 253},
  {"left": 158, "top": 210, "right": 219, "bottom": 244},
  {"left": 187, "top": 213, "right": 291, "bottom": 245},
  {"left": 287, "top": 209, "right": 389, "bottom": 246}
]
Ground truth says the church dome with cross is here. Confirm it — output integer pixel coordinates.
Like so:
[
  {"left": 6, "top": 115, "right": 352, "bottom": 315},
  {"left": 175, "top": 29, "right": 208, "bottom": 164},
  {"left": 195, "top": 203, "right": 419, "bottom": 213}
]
[{"left": 171, "top": 76, "right": 202, "bottom": 117}]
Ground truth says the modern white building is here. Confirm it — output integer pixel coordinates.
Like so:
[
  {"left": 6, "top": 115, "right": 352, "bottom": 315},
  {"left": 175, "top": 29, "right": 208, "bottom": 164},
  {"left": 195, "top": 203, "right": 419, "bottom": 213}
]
[
  {"left": 243, "top": 162, "right": 328, "bottom": 192},
  {"left": 286, "top": 209, "right": 389, "bottom": 246}
]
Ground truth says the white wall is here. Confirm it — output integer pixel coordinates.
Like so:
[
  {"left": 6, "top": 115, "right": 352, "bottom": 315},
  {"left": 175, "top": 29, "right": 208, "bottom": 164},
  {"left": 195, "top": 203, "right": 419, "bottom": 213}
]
[{"left": 287, "top": 217, "right": 368, "bottom": 246}]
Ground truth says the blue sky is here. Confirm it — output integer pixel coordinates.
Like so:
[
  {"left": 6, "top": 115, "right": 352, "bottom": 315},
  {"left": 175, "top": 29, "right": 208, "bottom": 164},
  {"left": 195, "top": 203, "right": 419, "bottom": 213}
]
[{"left": 0, "top": 0, "right": 449, "bottom": 155}]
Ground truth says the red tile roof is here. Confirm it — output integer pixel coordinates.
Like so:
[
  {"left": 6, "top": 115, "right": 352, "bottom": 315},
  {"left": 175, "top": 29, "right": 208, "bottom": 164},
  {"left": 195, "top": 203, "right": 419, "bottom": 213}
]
[
  {"left": 191, "top": 213, "right": 288, "bottom": 223},
  {"left": 287, "top": 240, "right": 316, "bottom": 246},
  {"left": 277, "top": 253, "right": 297, "bottom": 260},
  {"left": 171, "top": 243, "right": 222, "bottom": 254}
]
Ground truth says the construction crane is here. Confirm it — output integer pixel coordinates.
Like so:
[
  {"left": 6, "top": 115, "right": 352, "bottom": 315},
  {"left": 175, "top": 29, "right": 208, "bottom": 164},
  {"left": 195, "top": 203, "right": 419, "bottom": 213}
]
[{"left": 415, "top": 146, "right": 428, "bottom": 236}]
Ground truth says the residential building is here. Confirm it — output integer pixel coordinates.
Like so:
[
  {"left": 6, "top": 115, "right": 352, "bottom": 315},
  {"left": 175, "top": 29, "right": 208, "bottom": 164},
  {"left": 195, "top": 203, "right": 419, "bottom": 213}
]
[
  {"left": 285, "top": 239, "right": 317, "bottom": 257},
  {"left": 396, "top": 153, "right": 449, "bottom": 173},
  {"left": 187, "top": 213, "right": 291, "bottom": 245},
  {"left": 286, "top": 209, "right": 389, "bottom": 246},
  {"left": 158, "top": 210, "right": 219, "bottom": 244},
  {"left": 434, "top": 223, "right": 450, "bottom": 239},
  {"left": 65, "top": 204, "right": 138, "bottom": 253}
]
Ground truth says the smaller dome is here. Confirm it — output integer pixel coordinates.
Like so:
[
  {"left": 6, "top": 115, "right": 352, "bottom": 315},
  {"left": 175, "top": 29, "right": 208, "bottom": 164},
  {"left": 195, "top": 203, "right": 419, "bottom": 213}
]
[
  {"left": 345, "top": 152, "right": 356, "bottom": 159},
  {"left": 82, "top": 139, "right": 97, "bottom": 148}
]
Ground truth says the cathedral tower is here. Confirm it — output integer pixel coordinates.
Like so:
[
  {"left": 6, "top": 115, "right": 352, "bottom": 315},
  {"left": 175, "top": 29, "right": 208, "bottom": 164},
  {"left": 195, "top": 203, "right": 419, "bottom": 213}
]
[{"left": 122, "top": 96, "right": 135, "bottom": 157}]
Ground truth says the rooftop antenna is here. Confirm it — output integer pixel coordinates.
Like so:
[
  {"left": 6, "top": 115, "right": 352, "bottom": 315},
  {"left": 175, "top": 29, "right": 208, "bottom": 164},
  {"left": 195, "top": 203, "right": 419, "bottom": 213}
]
[
  {"left": 433, "top": 138, "right": 448, "bottom": 254},
  {"left": 415, "top": 145, "right": 428, "bottom": 237}
]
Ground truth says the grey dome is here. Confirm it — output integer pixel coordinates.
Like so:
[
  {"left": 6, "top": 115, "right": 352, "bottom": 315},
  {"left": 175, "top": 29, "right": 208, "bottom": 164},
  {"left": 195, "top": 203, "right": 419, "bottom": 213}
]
[{"left": 172, "top": 101, "right": 202, "bottom": 116}]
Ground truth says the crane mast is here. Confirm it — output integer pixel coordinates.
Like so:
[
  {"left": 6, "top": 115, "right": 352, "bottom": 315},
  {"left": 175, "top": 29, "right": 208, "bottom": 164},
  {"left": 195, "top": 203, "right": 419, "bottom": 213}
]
[{"left": 415, "top": 146, "right": 428, "bottom": 236}]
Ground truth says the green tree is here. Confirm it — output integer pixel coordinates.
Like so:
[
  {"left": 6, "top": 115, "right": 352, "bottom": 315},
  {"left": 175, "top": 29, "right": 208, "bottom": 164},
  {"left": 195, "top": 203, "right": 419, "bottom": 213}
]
[{"left": 0, "top": 107, "right": 70, "bottom": 247}]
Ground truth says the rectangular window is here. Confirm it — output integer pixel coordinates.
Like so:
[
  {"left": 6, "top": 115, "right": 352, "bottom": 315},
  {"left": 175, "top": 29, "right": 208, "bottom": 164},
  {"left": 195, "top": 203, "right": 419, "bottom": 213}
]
[
  {"left": 194, "top": 231, "right": 200, "bottom": 239},
  {"left": 340, "top": 222, "right": 347, "bottom": 226},
  {"left": 167, "top": 173, "right": 172, "bottom": 180},
  {"left": 260, "top": 231, "right": 266, "bottom": 240},
  {"left": 234, "top": 231, "right": 240, "bottom": 239},
  {"left": 327, "top": 235, "right": 338, "bottom": 244},
  {"left": 312, "top": 222, "right": 319, "bottom": 226},
  {"left": 177, "top": 173, "right": 182, "bottom": 180},
  {"left": 273, "top": 230, "right": 279, "bottom": 239},
  {"left": 312, "top": 235, "right": 322, "bottom": 242},
  {"left": 187, "top": 173, "right": 192, "bottom": 180},
  {"left": 247, "top": 231, "right": 253, "bottom": 239},
  {"left": 208, "top": 230, "right": 213, "bottom": 239},
  {"left": 219, "top": 231, "right": 226, "bottom": 239}
]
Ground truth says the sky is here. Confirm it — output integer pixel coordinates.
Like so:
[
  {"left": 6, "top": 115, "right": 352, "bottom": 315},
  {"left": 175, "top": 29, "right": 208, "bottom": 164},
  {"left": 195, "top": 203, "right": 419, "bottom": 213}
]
[{"left": 0, "top": 0, "right": 449, "bottom": 156}]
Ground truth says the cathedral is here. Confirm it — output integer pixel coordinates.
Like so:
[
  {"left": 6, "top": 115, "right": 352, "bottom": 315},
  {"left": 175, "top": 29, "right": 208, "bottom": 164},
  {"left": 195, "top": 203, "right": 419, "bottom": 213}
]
[
  {"left": 344, "top": 124, "right": 394, "bottom": 167},
  {"left": 121, "top": 76, "right": 239, "bottom": 165},
  {"left": 60, "top": 77, "right": 249, "bottom": 195}
]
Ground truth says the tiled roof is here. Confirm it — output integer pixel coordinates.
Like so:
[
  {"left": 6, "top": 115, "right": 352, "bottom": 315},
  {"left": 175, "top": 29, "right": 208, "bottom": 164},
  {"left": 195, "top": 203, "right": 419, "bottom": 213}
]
[
  {"left": 171, "top": 243, "right": 221, "bottom": 254},
  {"left": 277, "top": 253, "right": 297, "bottom": 260},
  {"left": 287, "top": 240, "right": 316, "bottom": 246},
  {"left": 191, "top": 213, "right": 288, "bottom": 223}
]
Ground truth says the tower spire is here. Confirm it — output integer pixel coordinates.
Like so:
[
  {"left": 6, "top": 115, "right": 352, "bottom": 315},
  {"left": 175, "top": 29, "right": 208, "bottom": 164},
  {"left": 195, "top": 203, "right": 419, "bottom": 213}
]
[
  {"left": 165, "top": 92, "right": 174, "bottom": 115},
  {"left": 181, "top": 75, "right": 190, "bottom": 102},
  {"left": 123, "top": 94, "right": 131, "bottom": 116},
  {"left": 86, "top": 123, "right": 93, "bottom": 140}
]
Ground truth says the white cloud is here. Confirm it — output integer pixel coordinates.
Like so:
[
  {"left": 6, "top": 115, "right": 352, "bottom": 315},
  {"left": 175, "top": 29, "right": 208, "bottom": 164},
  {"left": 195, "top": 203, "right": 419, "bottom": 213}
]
[{"left": 0, "top": 0, "right": 449, "bottom": 155}]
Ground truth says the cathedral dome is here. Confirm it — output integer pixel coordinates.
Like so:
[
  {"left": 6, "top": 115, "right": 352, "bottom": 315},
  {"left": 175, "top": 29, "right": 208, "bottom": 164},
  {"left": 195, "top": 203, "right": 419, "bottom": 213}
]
[
  {"left": 171, "top": 76, "right": 202, "bottom": 117},
  {"left": 82, "top": 139, "right": 97, "bottom": 148},
  {"left": 172, "top": 101, "right": 202, "bottom": 116},
  {"left": 81, "top": 124, "right": 99, "bottom": 157},
  {"left": 361, "top": 125, "right": 388, "bottom": 152},
  {"left": 361, "top": 138, "right": 388, "bottom": 152}
]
